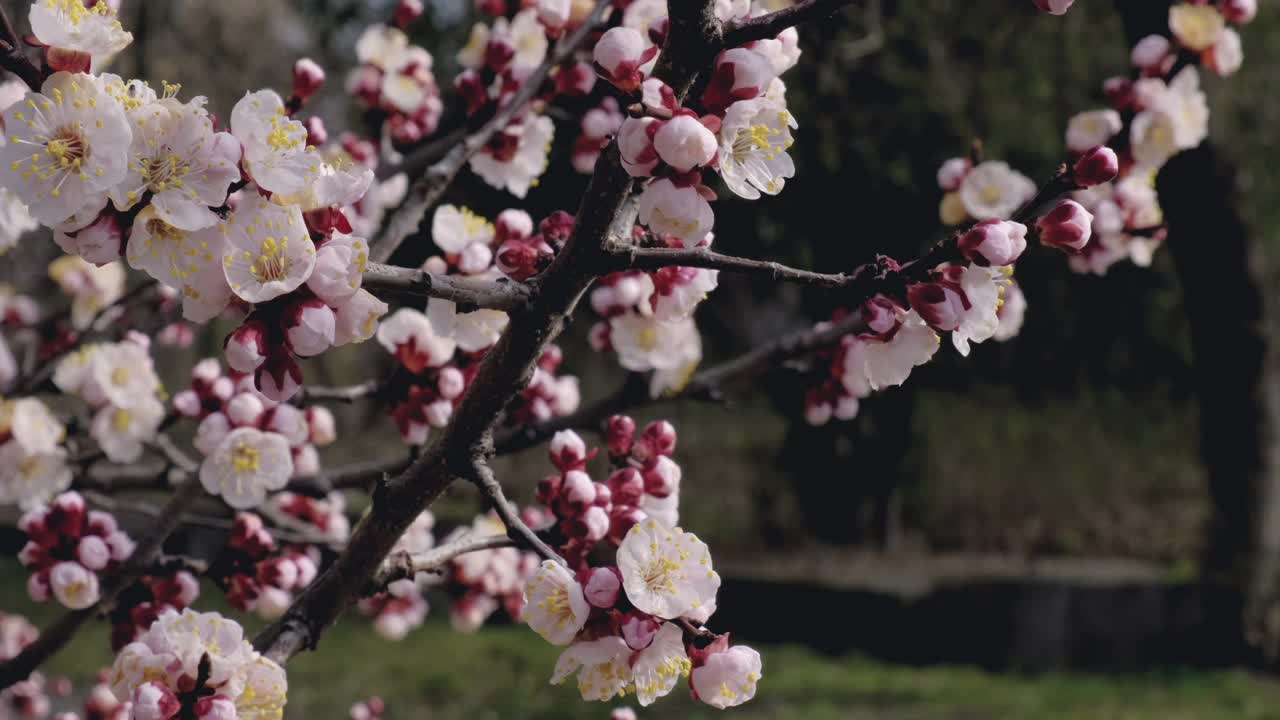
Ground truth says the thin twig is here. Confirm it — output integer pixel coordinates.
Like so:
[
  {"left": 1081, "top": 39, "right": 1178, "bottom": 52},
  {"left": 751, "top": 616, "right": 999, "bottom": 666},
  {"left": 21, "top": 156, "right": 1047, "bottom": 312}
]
[
  {"left": 367, "top": 533, "right": 515, "bottom": 592},
  {"left": 466, "top": 448, "right": 566, "bottom": 566},
  {"left": 606, "top": 244, "right": 856, "bottom": 290},
  {"left": 362, "top": 262, "right": 532, "bottom": 311},
  {"left": 721, "top": 0, "right": 860, "bottom": 47}
]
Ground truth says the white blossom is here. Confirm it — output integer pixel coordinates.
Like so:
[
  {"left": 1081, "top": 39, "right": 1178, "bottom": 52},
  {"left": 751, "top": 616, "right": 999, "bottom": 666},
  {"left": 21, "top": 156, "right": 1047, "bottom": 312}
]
[
  {"left": 958, "top": 161, "right": 1036, "bottom": 221},
  {"left": 951, "top": 265, "right": 1009, "bottom": 357},
  {"left": 230, "top": 90, "right": 321, "bottom": 196},
  {"left": 47, "top": 255, "right": 126, "bottom": 329},
  {"left": 376, "top": 307, "right": 457, "bottom": 371},
  {"left": 333, "top": 288, "right": 389, "bottom": 346},
  {"left": 550, "top": 637, "right": 633, "bottom": 702},
  {"left": 690, "top": 646, "right": 762, "bottom": 709},
  {"left": 632, "top": 622, "right": 691, "bottom": 706},
  {"left": 717, "top": 97, "right": 796, "bottom": 199},
  {"left": 468, "top": 115, "right": 554, "bottom": 198},
  {"left": 84, "top": 340, "right": 161, "bottom": 410},
  {"left": 617, "top": 518, "right": 719, "bottom": 620},
  {"left": 90, "top": 395, "right": 165, "bottom": 464},
  {"left": 637, "top": 179, "right": 713, "bottom": 244},
  {"left": 0, "top": 442, "right": 72, "bottom": 509},
  {"left": 0, "top": 397, "right": 65, "bottom": 454},
  {"left": 521, "top": 560, "right": 590, "bottom": 646},
  {"left": 126, "top": 206, "right": 233, "bottom": 322},
  {"left": 1065, "top": 109, "right": 1122, "bottom": 154},
  {"left": 432, "top": 205, "right": 494, "bottom": 254},
  {"left": 0, "top": 72, "right": 132, "bottom": 226},
  {"left": 220, "top": 200, "right": 316, "bottom": 303},
  {"left": 29, "top": 0, "right": 133, "bottom": 69},
  {"left": 199, "top": 427, "right": 293, "bottom": 509}
]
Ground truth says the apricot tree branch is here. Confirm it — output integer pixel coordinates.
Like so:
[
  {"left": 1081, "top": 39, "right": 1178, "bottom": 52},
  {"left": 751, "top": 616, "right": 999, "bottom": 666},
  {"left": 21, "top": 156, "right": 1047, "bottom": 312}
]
[{"left": 362, "top": 262, "right": 532, "bottom": 311}]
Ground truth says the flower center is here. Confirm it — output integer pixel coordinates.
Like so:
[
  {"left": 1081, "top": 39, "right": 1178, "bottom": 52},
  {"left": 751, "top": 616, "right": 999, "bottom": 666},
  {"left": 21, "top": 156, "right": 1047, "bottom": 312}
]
[
  {"left": 641, "top": 556, "right": 681, "bottom": 595},
  {"left": 231, "top": 443, "right": 260, "bottom": 472},
  {"left": 110, "top": 366, "right": 130, "bottom": 386},
  {"left": 141, "top": 151, "right": 190, "bottom": 192},
  {"left": 111, "top": 408, "right": 132, "bottom": 432},
  {"left": 636, "top": 327, "right": 659, "bottom": 352},
  {"left": 266, "top": 113, "right": 304, "bottom": 153},
  {"left": 249, "top": 236, "right": 290, "bottom": 283}
]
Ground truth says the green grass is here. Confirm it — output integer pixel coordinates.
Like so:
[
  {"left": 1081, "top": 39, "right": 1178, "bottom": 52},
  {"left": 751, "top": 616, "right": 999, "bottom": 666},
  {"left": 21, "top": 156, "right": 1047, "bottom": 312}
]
[{"left": 6, "top": 560, "right": 1280, "bottom": 720}]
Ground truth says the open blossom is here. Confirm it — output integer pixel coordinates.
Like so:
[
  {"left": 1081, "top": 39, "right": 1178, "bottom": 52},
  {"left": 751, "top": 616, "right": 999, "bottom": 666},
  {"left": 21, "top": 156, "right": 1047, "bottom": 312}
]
[
  {"left": 1206, "top": 28, "right": 1243, "bottom": 77},
  {"left": 551, "top": 637, "right": 633, "bottom": 702},
  {"left": 951, "top": 265, "right": 1010, "bottom": 357},
  {"left": 49, "top": 560, "right": 100, "bottom": 609},
  {"left": 220, "top": 200, "right": 317, "bottom": 303},
  {"left": 1, "top": 397, "right": 65, "bottom": 454},
  {"left": 690, "top": 645, "right": 762, "bottom": 709},
  {"left": 110, "top": 95, "right": 241, "bottom": 230},
  {"left": 0, "top": 72, "right": 132, "bottom": 226},
  {"left": 127, "top": 207, "right": 233, "bottom": 322},
  {"left": 0, "top": 443, "right": 72, "bottom": 508},
  {"left": 91, "top": 396, "right": 166, "bottom": 463},
  {"left": 701, "top": 47, "right": 777, "bottom": 114},
  {"left": 230, "top": 90, "right": 321, "bottom": 196},
  {"left": 432, "top": 204, "right": 494, "bottom": 254},
  {"left": 521, "top": 560, "right": 590, "bottom": 646},
  {"left": 469, "top": 115, "right": 554, "bottom": 198},
  {"left": 376, "top": 308, "right": 457, "bottom": 372},
  {"left": 958, "top": 161, "right": 1035, "bottom": 221},
  {"left": 334, "top": 288, "right": 389, "bottom": 346},
  {"left": 609, "top": 314, "right": 700, "bottom": 374},
  {"left": 85, "top": 340, "right": 161, "bottom": 409},
  {"left": 632, "top": 622, "right": 691, "bottom": 706},
  {"left": 29, "top": 0, "right": 133, "bottom": 69},
  {"left": 272, "top": 149, "right": 374, "bottom": 213},
  {"left": 0, "top": 84, "right": 39, "bottom": 252},
  {"left": 617, "top": 519, "right": 719, "bottom": 620},
  {"left": 850, "top": 310, "right": 940, "bottom": 391},
  {"left": 1065, "top": 110, "right": 1122, "bottom": 154},
  {"left": 718, "top": 97, "right": 796, "bottom": 199},
  {"left": 48, "top": 254, "right": 126, "bottom": 328},
  {"left": 1169, "top": 3, "right": 1225, "bottom": 52},
  {"left": 200, "top": 427, "right": 293, "bottom": 509},
  {"left": 637, "top": 179, "right": 713, "bottom": 245},
  {"left": 1131, "top": 68, "right": 1208, "bottom": 170}
]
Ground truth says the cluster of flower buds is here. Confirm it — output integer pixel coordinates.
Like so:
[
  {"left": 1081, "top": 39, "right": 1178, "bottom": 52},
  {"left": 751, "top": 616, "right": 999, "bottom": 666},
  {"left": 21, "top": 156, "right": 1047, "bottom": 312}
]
[
  {"left": 516, "top": 421, "right": 760, "bottom": 708},
  {"left": 206, "top": 512, "right": 320, "bottom": 620},
  {"left": 537, "top": 423, "right": 681, "bottom": 566},
  {"left": 174, "top": 359, "right": 337, "bottom": 508},
  {"left": 106, "top": 570, "right": 200, "bottom": 652},
  {"left": 588, "top": 229, "right": 716, "bottom": 399},
  {"left": 74, "top": 668, "right": 130, "bottom": 720},
  {"left": 443, "top": 513, "right": 543, "bottom": 632},
  {"left": 110, "top": 609, "right": 288, "bottom": 720},
  {"left": 19, "top": 492, "right": 135, "bottom": 610},
  {"left": 346, "top": 20, "right": 444, "bottom": 146},
  {"left": 54, "top": 335, "right": 167, "bottom": 465},
  {"left": 572, "top": 97, "right": 625, "bottom": 174},
  {"left": 268, "top": 490, "right": 352, "bottom": 549},
  {"left": 509, "top": 345, "right": 581, "bottom": 425},
  {"left": 359, "top": 511, "right": 435, "bottom": 640},
  {"left": 493, "top": 208, "right": 573, "bottom": 283}
]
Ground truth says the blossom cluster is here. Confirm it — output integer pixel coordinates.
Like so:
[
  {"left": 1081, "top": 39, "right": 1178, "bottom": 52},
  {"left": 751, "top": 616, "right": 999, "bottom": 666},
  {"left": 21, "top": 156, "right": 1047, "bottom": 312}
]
[
  {"left": 18, "top": 491, "right": 135, "bottom": 610},
  {"left": 516, "top": 423, "right": 760, "bottom": 709},
  {"left": 110, "top": 609, "right": 287, "bottom": 719},
  {"left": 204, "top": 512, "right": 324, "bottom": 621},
  {"left": 1, "top": 611, "right": 53, "bottom": 720},
  {"left": 347, "top": 13, "right": 443, "bottom": 147},
  {"left": 442, "top": 512, "right": 543, "bottom": 632},
  {"left": 54, "top": 335, "right": 166, "bottom": 465},
  {"left": 1058, "top": 0, "right": 1252, "bottom": 274},
  {"left": 171, "top": 358, "right": 337, "bottom": 508}
]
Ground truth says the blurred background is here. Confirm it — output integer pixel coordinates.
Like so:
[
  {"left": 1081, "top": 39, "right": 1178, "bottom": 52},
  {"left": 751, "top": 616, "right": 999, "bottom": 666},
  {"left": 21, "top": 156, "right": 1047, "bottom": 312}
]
[{"left": 7, "top": 0, "right": 1280, "bottom": 717}]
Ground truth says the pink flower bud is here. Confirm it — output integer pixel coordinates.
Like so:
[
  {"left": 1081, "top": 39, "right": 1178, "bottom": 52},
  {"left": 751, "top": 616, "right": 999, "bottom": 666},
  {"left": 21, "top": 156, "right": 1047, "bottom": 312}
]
[
  {"left": 87, "top": 509, "right": 117, "bottom": 536},
  {"left": 609, "top": 506, "right": 647, "bottom": 544},
  {"left": 608, "top": 467, "right": 645, "bottom": 505},
  {"left": 606, "top": 415, "right": 635, "bottom": 456},
  {"left": 55, "top": 211, "right": 123, "bottom": 266},
  {"left": 284, "top": 299, "right": 337, "bottom": 358},
  {"left": 860, "top": 296, "right": 899, "bottom": 335},
  {"left": 582, "top": 506, "right": 610, "bottom": 541},
  {"left": 210, "top": 376, "right": 235, "bottom": 402},
  {"left": 1072, "top": 146, "right": 1120, "bottom": 187},
  {"left": 436, "top": 366, "right": 466, "bottom": 400},
  {"left": 172, "top": 390, "right": 202, "bottom": 417},
  {"left": 583, "top": 566, "right": 622, "bottom": 608},
  {"left": 907, "top": 281, "right": 969, "bottom": 332},
  {"left": 959, "top": 219, "right": 1028, "bottom": 267},
  {"left": 1037, "top": 199, "right": 1094, "bottom": 253},
  {"left": 224, "top": 319, "right": 270, "bottom": 374},
  {"left": 304, "top": 115, "right": 328, "bottom": 146},
  {"left": 1220, "top": 0, "right": 1256, "bottom": 24},
  {"left": 593, "top": 27, "right": 653, "bottom": 91},
  {"left": 28, "top": 572, "right": 50, "bottom": 602},
  {"left": 425, "top": 400, "right": 452, "bottom": 427},
  {"left": 458, "top": 241, "right": 494, "bottom": 275},
  {"left": 936, "top": 157, "right": 970, "bottom": 191},
  {"left": 105, "top": 531, "right": 136, "bottom": 562},
  {"left": 257, "top": 351, "right": 304, "bottom": 403},
  {"left": 292, "top": 58, "right": 326, "bottom": 102},
  {"left": 536, "top": 0, "right": 571, "bottom": 30},
  {"left": 294, "top": 553, "right": 318, "bottom": 587},
  {"left": 642, "top": 456, "right": 681, "bottom": 498},
  {"left": 638, "top": 420, "right": 677, "bottom": 458},
  {"left": 152, "top": 570, "right": 200, "bottom": 608},
  {"left": 485, "top": 34, "right": 516, "bottom": 72},
  {"left": 294, "top": 444, "right": 321, "bottom": 476},
  {"left": 701, "top": 47, "right": 776, "bottom": 114},
  {"left": 258, "top": 556, "right": 300, "bottom": 590},
  {"left": 653, "top": 115, "right": 718, "bottom": 172},
  {"left": 305, "top": 406, "right": 337, "bottom": 446},
  {"left": 618, "top": 117, "right": 659, "bottom": 177},
  {"left": 561, "top": 470, "right": 596, "bottom": 509},
  {"left": 394, "top": 0, "right": 426, "bottom": 27},
  {"left": 496, "top": 239, "right": 544, "bottom": 280},
  {"left": 612, "top": 709, "right": 638, "bottom": 720},
  {"left": 45, "top": 47, "right": 91, "bottom": 73},
  {"left": 454, "top": 69, "right": 489, "bottom": 116},
  {"left": 49, "top": 492, "right": 86, "bottom": 535},
  {"left": 620, "top": 611, "right": 661, "bottom": 650},
  {"left": 77, "top": 535, "right": 111, "bottom": 571},
  {"left": 537, "top": 474, "right": 562, "bottom": 507},
  {"left": 194, "top": 695, "right": 237, "bottom": 720},
  {"left": 494, "top": 209, "right": 534, "bottom": 243},
  {"left": 50, "top": 562, "right": 100, "bottom": 609},
  {"left": 1033, "top": 0, "right": 1074, "bottom": 14},
  {"left": 131, "top": 682, "right": 180, "bottom": 720},
  {"left": 550, "top": 430, "right": 588, "bottom": 471},
  {"left": 1130, "top": 34, "right": 1171, "bottom": 69},
  {"left": 226, "top": 392, "right": 266, "bottom": 427}
]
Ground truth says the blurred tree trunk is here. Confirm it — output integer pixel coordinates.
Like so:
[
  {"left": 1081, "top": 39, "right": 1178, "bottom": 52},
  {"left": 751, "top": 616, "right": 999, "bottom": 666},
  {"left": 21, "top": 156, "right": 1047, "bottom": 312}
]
[{"left": 1115, "top": 0, "right": 1280, "bottom": 661}]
